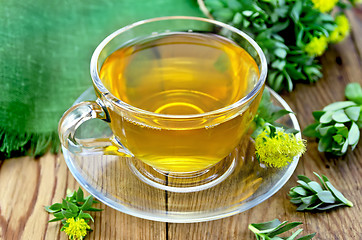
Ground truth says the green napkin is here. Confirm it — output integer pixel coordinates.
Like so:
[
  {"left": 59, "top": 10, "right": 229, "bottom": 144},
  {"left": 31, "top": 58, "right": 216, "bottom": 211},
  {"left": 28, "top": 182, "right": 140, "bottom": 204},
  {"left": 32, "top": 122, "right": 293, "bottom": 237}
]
[{"left": 0, "top": 0, "right": 202, "bottom": 158}]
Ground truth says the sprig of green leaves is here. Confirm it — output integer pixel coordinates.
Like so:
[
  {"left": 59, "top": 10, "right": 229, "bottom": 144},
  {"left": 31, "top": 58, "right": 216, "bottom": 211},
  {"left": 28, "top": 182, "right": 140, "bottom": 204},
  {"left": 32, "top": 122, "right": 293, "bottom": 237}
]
[
  {"left": 45, "top": 188, "right": 103, "bottom": 234},
  {"left": 303, "top": 82, "right": 362, "bottom": 155},
  {"left": 203, "top": 0, "right": 353, "bottom": 92},
  {"left": 252, "top": 88, "right": 297, "bottom": 138},
  {"left": 289, "top": 172, "right": 353, "bottom": 211},
  {"left": 249, "top": 218, "right": 316, "bottom": 240},
  {"left": 252, "top": 88, "right": 306, "bottom": 168}
]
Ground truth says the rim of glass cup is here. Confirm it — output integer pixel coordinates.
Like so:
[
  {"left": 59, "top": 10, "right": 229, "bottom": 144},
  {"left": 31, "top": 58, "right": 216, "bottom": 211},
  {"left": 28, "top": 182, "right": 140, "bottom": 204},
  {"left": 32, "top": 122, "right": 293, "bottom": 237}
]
[{"left": 90, "top": 16, "right": 267, "bottom": 119}]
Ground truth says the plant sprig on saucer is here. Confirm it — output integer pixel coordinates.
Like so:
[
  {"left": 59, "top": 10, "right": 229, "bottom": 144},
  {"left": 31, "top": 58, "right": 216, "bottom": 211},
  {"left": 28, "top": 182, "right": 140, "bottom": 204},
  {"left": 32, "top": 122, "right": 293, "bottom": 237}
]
[
  {"left": 303, "top": 82, "right": 362, "bottom": 156},
  {"left": 249, "top": 218, "right": 316, "bottom": 240},
  {"left": 45, "top": 188, "right": 103, "bottom": 240},
  {"left": 289, "top": 172, "right": 353, "bottom": 211},
  {"left": 252, "top": 88, "right": 297, "bottom": 139},
  {"left": 252, "top": 88, "right": 306, "bottom": 168}
]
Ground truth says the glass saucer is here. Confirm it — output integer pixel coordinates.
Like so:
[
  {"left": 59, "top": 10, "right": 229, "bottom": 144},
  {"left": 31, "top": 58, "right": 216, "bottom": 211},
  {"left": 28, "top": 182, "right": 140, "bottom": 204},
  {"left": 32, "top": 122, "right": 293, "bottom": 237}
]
[{"left": 62, "top": 87, "right": 300, "bottom": 223}]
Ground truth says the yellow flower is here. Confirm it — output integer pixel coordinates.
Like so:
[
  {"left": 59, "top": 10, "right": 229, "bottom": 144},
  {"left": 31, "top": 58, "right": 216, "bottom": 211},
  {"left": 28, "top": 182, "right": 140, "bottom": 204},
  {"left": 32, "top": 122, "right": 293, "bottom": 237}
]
[
  {"left": 311, "top": 0, "right": 338, "bottom": 12},
  {"left": 255, "top": 128, "right": 306, "bottom": 168},
  {"left": 304, "top": 35, "right": 328, "bottom": 56},
  {"left": 63, "top": 218, "right": 90, "bottom": 240},
  {"left": 329, "top": 15, "right": 350, "bottom": 43}
]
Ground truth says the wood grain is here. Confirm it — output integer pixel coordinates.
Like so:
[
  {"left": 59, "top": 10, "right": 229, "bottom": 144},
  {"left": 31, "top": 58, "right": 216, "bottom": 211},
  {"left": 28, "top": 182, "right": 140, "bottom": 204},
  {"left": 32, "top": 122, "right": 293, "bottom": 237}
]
[
  {"left": 0, "top": 154, "right": 166, "bottom": 240},
  {"left": 1, "top": 8, "right": 362, "bottom": 240}
]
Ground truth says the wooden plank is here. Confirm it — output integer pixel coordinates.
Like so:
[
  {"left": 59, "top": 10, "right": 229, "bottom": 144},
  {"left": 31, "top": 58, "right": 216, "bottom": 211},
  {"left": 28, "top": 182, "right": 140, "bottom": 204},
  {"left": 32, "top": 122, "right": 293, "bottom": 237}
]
[{"left": 0, "top": 154, "right": 166, "bottom": 240}]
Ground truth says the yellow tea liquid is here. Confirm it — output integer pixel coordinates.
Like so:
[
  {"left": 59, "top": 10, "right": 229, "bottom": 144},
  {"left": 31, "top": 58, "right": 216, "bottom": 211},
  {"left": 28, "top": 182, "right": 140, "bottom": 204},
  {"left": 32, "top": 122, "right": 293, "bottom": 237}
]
[{"left": 100, "top": 33, "right": 260, "bottom": 172}]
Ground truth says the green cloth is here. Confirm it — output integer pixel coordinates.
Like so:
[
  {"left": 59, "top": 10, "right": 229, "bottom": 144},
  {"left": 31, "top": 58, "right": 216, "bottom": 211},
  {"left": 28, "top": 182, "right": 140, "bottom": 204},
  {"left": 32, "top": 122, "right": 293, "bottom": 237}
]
[{"left": 0, "top": 0, "right": 202, "bottom": 158}]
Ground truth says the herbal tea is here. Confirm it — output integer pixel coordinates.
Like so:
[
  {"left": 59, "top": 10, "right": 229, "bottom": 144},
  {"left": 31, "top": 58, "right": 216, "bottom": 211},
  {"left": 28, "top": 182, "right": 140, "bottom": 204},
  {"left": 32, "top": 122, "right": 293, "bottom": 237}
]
[{"left": 100, "top": 33, "right": 260, "bottom": 172}]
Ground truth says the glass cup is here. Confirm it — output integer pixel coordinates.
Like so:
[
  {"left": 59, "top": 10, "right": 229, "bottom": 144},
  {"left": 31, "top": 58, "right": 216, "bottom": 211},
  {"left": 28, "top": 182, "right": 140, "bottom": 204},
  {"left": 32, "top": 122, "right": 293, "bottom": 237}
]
[{"left": 58, "top": 16, "right": 267, "bottom": 192}]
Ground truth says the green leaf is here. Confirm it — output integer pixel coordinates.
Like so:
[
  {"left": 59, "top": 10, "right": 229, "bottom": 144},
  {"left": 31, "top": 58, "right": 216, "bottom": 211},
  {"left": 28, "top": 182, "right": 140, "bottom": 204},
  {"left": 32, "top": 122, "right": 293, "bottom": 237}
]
[
  {"left": 44, "top": 206, "right": 58, "bottom": 213},
  {"left": 48, "top": 203, "right": 63, "bottom": 211},
  {"left": 213, "top": 8, "right": 234, "bottom": 22},
  {"left": 66, "top": 189, "right": 77, "bottom": 201},
  {"left": 286, "top": 228, "right": 303, "bottom": 240},
  {"left": 345, "top": 82, "right": 362, "bottom": 105},
  {"left": 336, "top": 125, "right": 349, "bottom": 138},
  {"left": 334, "top": 123, "right": 345, "bottom": 128},
  {"left": 86, "top": 207, "right": 104, "bottom": 212},
  {"left": 53, "top": 212, "right": 64, "bottom": 219},
  {"left": 332, "top": 134, "right": 344, "bottom": 144},
  {"left": 269, "top": 222, "right": 303, "bottom": 237},
  {"left": 226, "top": 0, "right": 242, "bottom": 11},
  {"left": 285, "top": 128, "right": 299, "bottom": 134},
  {"left": 271, "top": 21, "right": 290, "bottom": 33},
  {"left": 290, "top": 198, "right": 302, "bottom": 204},
  {"left": 332, "top": 110, "right": 350, "bottom": 123},
  {"left": 321, "top": 174, "right": 330, "bottom": 183},
  {"left": 304, "top": 66, "right": 322, "bottom": 81},
  {"left": 316, "top": 203, "right": 347, "bottom": 210},
  {"left": 61, "top": 210, "right": 77, "bottom": 218},
  {"left": 316, "top": 191, "right": 336, "bottom": 204},
  {"left": 348, "top": 122, "right": 360, "bottom": 146},
  {"left": 249, "top": 219, "right": 282, "bottom": 233},
  {"left": 67, "top": 201, "right": 79, "bottom": 213},
  {"left": 204, "top": 0, "right": 225, "bottom": 10},
  {"left": 318, "top": 125, "right": 336, "bottom": 136},
  {"left": 351, "top": 138, "right": 359, "bottom": 150},
  {"left": 284, "top": 71, "right": 293, "bottom": 92},
  {"left": 305, "top": 202, "right": 323, "bottom": 210},
  {"left": 297, "top": 233, "right": 317, "bottom": 240},
  {"left": 271, "top": 109, "right": 291, "bottom": 121},
  {"left": 62, "top": 199, "right": 68, "bottom": 209},
  {"left": 302, "top": 123, "right": 319, "bottom": 137},
  {"left": 345, "top": 106, "right": 361, "bottom": 122},
  {"left": 318, "top": 136, "right": 332, "bottom": 152},
  {"left": 293, "top": 186, "right": 308, "bottom": 196},
  {"left": 289, "top": 190, "right": 300, "bottom": 198},
  {"left": 79, "top": 210, "right": 95, "bottom": 222},
  {"left": 325, "top": 181, "right": 353, "bottom": 207},
  {"left": 301, "top": 195, "right": 318, "bottom": 205},
  {"left": 81, "top": 195, "right": 94, "bottom": 211},
  {"left": 323, "top": 101, "right": 356, "bottom": 111},
  {"left": 297, "top": 175, "right": 311, "bottom": 183},
  {"left": 274, "top": 48, "right": 287, "bottom": 58},
  {"left": 319, "top": 111, "right": 334, "bottom": 124},
  {"left": 297, "top": 180, "right": 312, "bottom": 190},
  {"left": 242, "top": 10, "right": 254, "bottom": 17},
  {"left": 76, "top": 187, "right": 84, "bottom": 202},
  {"left": 341, "top": 140, "right": 349, "bottom": 154},
  {"left": 249, "top": 219, "right": 315, "bottom": 239},
  {"left": 232, "top": 12, "right": 242, "bottom": 25},
  {"left": 66, "top": 189, "right": 73, "bottom": 198},
  {"left": 307, "top": 181, "right": 323, "bottom": 193},
  {"left": 312, "top": 111, "right": 325, "bottom": 121},
  {"left": 313, "top": 172, "right": 327, "bottom": 189},
  {"left": 290, "top": 0, "right": 302, "bottom": 22},
  {"left": 49, "top": 217, "right": 64, "bottom": 223},
  {"left": 271, "top": 60, "right": 286, "bottom": 71},
  {"left": 297, "top": 203, "right": 310, "bottom": 211}
]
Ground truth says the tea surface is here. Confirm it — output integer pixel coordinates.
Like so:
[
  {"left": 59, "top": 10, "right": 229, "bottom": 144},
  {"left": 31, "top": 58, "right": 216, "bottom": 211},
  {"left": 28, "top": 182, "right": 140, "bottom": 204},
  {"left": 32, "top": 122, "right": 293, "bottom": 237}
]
[{"left": 100, "top": 33, "right": 260, "bottom": 172}]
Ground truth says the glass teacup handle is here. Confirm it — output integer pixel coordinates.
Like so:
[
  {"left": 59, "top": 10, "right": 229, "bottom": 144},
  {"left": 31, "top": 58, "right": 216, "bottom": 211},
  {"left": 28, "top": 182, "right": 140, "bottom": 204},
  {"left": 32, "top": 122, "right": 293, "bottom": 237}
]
[{"left": 58, "top": 99, "right": 132, "bottom": 157}]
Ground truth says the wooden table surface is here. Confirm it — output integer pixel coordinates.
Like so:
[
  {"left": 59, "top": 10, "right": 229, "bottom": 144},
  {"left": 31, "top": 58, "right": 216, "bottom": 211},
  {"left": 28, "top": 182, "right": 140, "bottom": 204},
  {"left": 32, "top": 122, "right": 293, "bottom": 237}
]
[{"left": 1, "top": 9, "right": 361, "bottom": 240}]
